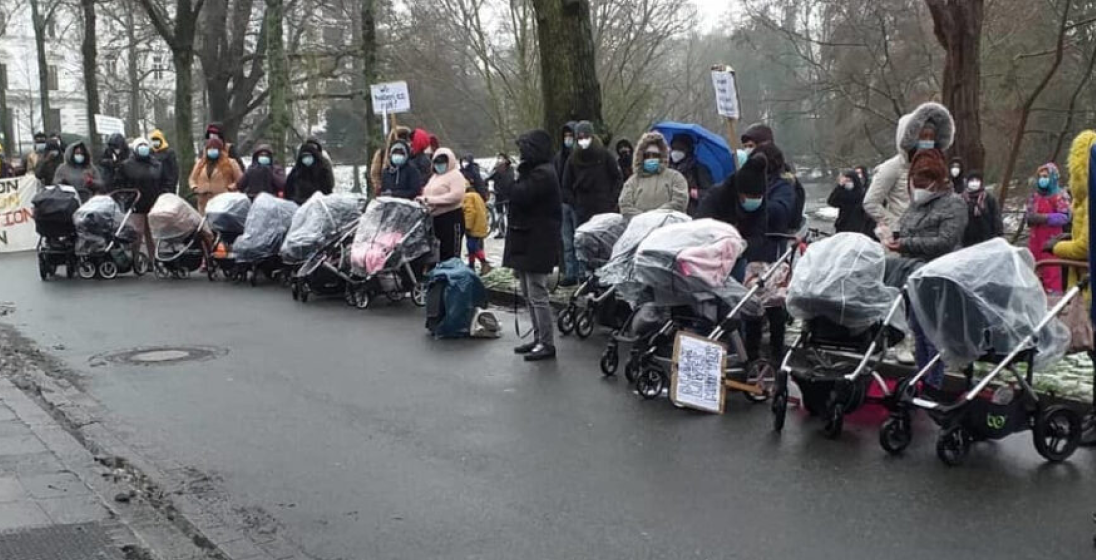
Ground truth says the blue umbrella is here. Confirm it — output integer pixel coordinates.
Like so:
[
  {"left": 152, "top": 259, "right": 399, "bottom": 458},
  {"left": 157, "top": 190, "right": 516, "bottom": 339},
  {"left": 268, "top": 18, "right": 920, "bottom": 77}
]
[{"left": 652, "top": 121, "right": 736, "bottom": 184}]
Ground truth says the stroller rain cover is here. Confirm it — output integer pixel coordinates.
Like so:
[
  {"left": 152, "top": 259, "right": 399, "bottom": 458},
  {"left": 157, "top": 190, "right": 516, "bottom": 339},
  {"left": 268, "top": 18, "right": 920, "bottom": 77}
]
[
  {"left": 233, "top": 193, "right": 298, "bottom": 264},
  {"left": 787, "top": 232, "right": 904, "bottom": 333},
  {"left": 633, "top": 218, "right": 751, "bottom": 309},
  {"left": 280, "top": 192, "right": 364, "bottom": 263},
  {"left": 149, "top": 193, "right": 206, "bottom": 241},
  {"left": 32, "top": 185, "right": 82, "bottom": 237},
  {"left": 575, "top": 213, "right": 626, "bottom": 268},
  {"left": 205, "top": 192, "right": 251, "bottom": 236},
  {"left": 350, "top": 197, "right": 434, "bottom": 276},
  {"left": 598, "top": 209, "right": 691, "bottom": 300},
  {"left": 907, "top": 238, "right": 1070, "bottom": 370},
  {"left": 73, "top": 195, "right": 135, "bottom": 254}
]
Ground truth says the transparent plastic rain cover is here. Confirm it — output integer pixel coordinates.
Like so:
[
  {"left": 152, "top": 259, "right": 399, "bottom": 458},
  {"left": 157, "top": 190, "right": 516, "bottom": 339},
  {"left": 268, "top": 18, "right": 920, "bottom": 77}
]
[
  {"left": 597, "top": 210, "right": 691, "bottom": 299},
  {"left": 280, "top": 192, "right": 364, "bottom": 263},
  {"left": 205, "top": 192, "right": 251, "bottom": 236},
  {"left": 233, "top": 193, "right": 298, "bottom": 263},
  {"left": 575, "top": 213, "right": 626, "bottom": 268},
  {"left": 349, "top": 197, "right": 433, "bottom": 275},
  {"left": 148, "top": 193, "right": 206, "bottom": 241},
  {"left": 633, "top": 219, "right": 751, "bottom": 309},
  {"left": 73, "top": 195, "right": 135, "bottom": 254}
]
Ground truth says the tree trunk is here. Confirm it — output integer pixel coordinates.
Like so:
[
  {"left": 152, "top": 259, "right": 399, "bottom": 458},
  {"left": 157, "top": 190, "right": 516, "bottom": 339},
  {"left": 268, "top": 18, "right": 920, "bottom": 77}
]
[
  {"left": 126, "top": 6, "right": 140, "bottom": 136},
  {"left": 81, "top": 0, "right": 101, "bottom": 155},
  {"left": 0, "top": 61, "right": 13, "bottom": 151},
  {"left": 29, "top": 0, "right": 52, "bottom": 133},
  {"left": 360, "top": 0, "right": 378, "bottom": 196},
  {"left": 265, "top": 0, "right": 289, "bottom": 162},
  {"left": 530, "top": 0, "right": 604, "bottom": 137},
  {"left": 174, "top": 51, "right": 195, "bottom": 197},
  {"left": 926, "top": 0, "right": 986, "bottom": 171}
]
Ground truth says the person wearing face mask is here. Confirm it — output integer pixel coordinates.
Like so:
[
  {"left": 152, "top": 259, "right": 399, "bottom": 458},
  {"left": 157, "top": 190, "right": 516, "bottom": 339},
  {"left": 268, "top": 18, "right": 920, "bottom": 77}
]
[
  {"left": 378, "top": 140, "right": 422, "bottom": 200},
  {"left": 285, "top": 142, "right": 335, "bottom": 204},
  {"left": 370, "top": 126, "right": 412, "bottom": 194},
  {"left": 121, "top": 138, "right": 169, "bottom": 257},
  {"left": 52, "top": 140, "right": 103, "bottom": 197},
  {"left": 408, "top": 128, "right": 435, "bottom": 185},
  {"left": 1026, "top": 163, "right": 1070, "bottom": 293},
  {"left": 34, "top": 137, "right": 65, "bottom": 186},
  {"left": 615, "top": 139, "right": 634, "bottom": 182},
  {"left": 22, "top": 132, "right": 48, "bottom": 176},
  {"left": 99, "top": 132, "right": 132, "bottom": 191},
  {"left": 948, "top": 156, "right": 965, "bottom": 194},
  {"left": 827, "top": 170, "right": 876, "bottom": 237},
  {"left": 487, "top": 153, "right": 515, "bottom": 238},
  {"left": 204, "top": 122, "right": 246, "bottom": 174},
  {"left": 418, "top": 148, "right": 468, "bottom": 262},
  {"left": 854, "top": 165, "right": 870, "bottom": 189},
  {"left": 189, "top": 138, "right": 242, "bottom": 214},
  {"left": 460, "top": 154, "right": 489, "bottom": 202},
  {"left": 560, "top": 120, "right": 622, "bottom": 283},
  {"left": 960, "top": 170, "right": 1003, "bottom": 247},
  {"left": 617, "top": 131, "right": 687, "bottom": 219},
  {"left": 553, "top": 121, "right": 577, "bottom": 179},
  {"left": 149, "top": 129, "right": 179, "bottom": 193},
  {"left": 667, "top": 135, "right": 713, "bottom": 216},
  {"left": 864, "top": 102, "right": 955, "bottom": 242},
  {"left": 236, "top": 144, "right": 287, "bottom": 199}
]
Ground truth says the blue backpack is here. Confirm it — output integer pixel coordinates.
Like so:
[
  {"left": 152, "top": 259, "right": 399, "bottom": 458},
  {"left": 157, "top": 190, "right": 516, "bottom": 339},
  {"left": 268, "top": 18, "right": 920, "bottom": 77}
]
[{"left": 425, "top": 258, "right": 487, "bottom": 338}]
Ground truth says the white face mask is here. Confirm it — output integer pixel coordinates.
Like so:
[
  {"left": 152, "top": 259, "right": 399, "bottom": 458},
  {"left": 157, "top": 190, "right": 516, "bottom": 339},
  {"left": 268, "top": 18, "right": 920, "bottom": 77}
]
[
  {"left": 911, "top": 188, "right": 933, "bottom": 204},
  {"left": 577, "top": 138, "right": 592, "bottom": 150},
  {"left": 670, "top": 150, "right": 686, "bottom": 163},
  {"left": 950, "top": 166, "right": 961, "bottom": 178},
  {"left": 966, "top": 180, "right": 983, "bottom": 192}
]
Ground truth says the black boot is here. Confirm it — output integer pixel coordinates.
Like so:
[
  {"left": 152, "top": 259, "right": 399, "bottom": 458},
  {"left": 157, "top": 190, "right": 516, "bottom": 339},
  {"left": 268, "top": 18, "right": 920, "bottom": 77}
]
[
  {"left": 524, "top": 344, "right": 557, "bottom": 361},
  {"left": 514, "top": 341, "right": 537, "bottom": 355}
]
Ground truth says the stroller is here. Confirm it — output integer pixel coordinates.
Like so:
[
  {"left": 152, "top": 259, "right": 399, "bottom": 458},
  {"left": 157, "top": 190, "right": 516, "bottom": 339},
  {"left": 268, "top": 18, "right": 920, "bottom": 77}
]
[
  {"left": 31, "top": 185, "right": 87, "bottom": 280},
  {"left": 347, "top": 197, "right": 437, "bottom": 309},
  {"left": 598, "top": 210, "right": 692, "bottom": 380},
  {"left": 558, "top": 213, "right": 629, "bottom": 338},
  {"left": 883, "top": 239, "right": 1081, "bottom": 465},
  {"left": 72, "top": 190, "right": 149, "bottom": 279},
  {"left": 149, "top": 193, "right": 209, "bottom": 279},
  {"left": 204, "top": 192, "right": 251, "bottom": 281},
  {"left": 776, "top": 232, "right": 908, "bottom": 437},
  {"left": 282, "top": 192, "right": 366, "bottom": 303},
  {"left": 232, "top": 193, "right": 298, "bottom": 286}
]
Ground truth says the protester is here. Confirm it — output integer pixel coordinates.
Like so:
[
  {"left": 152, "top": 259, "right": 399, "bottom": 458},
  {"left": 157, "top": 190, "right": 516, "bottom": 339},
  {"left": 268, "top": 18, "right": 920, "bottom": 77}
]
[
  {"left": 740, "top": 123, "right": 774, "bottom": 151},
  {"left": 52, "top": 140, "right": 104, "bottom": 196},
  {"left": 460, "top": 154, "right": 489, "bottom": 202},
  {"left": 303, "top": 136, "right": 333, "bottom": 165},
  {"left": 378, "top": 140, "right": 422, "bottom": 200},
  {"left": 370, "top": 126, "right": 412, "bottom": 193},
  {"left": 615, "top": 139, "right": 634, "bottom": 182},
  {"left": 99, "top": 132, "right": 131, "bottom": 190},
  {"left": 418, "top": 148, "right": 467, "bottom": 262},
  {"left": 285, "top": 142, "right": 334, "bottom": 204},
  {"left": 617, "top": 131, "right": 688, "bottom": 218},
  {"left": 949, "top": 156, "right": 965, "bottom": 194},
  {"left": 854, "top": 165, "right": 870, "bottom": 188},
  {"left": 204, "top": 122, "right": 246, "bottom": 173},
  {"left": 505, "top": 129, "right": 561, "bottom": 362},
  {"left": 487, "top": 153, "right": 515, "bottom": 238},
  {"left": 189, "top": 138, "right": 242, "bottom": 214},
  {"left": 122, "top": 138, "right": 169, "bottom": 257},
  {"left": 561, "top": 120, "right": 622, "bottom": 282},
  {"left": 960, "top": 171, "right": 1003, "bottom": 247},
  {"left": 668, "top": 134, "right": 713, "bottom": 215},
  {"left": 146, "top": 129, "right": 179, "bottom": 193},
  {"left": 827, "top": 170, "right": 876, "bottom": 238},
  {"left": 0, "top": 144, "right": 12, "bottom": 178},
  {"left": 462, "top": 183, "right": 491, "bottom": 275},
  {"left": 1050, "top": 130, "right": 1096, "bottom": 290},
  {"left": 34, "top": 136, "right": 64, "bottom": 185},
  {"left": 864, "top": 102, "right": 955, "bottom": 242},
  {"left": 1027, "top": 163, "right": 1070, "bottom": 293},
  {"left": 22, "top": 132, "right": 48, "bottom": 176},
  {"left": 556, "top": 121, "right": 579, "bottom": 286},
  {"left": 236, "top": 144, "right": 286, "bottom": 199},
  {"left": 409, "top": 129, "right": 434, "bottom": 183},
  {"left": 553, "top": 121, "right": 576, "bottom": 179}
]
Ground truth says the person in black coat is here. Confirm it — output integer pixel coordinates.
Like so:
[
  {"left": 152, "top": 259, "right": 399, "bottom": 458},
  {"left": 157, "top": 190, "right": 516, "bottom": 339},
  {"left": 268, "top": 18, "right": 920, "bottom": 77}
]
[
  {"left": 34, "top": 137, "right": 64, "bottom": 185},
  {"left": 669, "top": 134, "right": 714, "bottom": 216},
  {"left": 562, "top": 120, "right": 623, "bottom": 224},
  {"left": 378, "top": 140, "right": 422, "bottom": 200},
  {"left": 487, "top": 153, "right": 515, "bottom": 238},
  {"left": 827, "top": 170, "right": 876, "bottom": 238},
  {"left": 615, "top": 139, "right": 634, "bottom": 182},
  {"left": 122, "top": 138, "right": 169, "bottom": 257},
  {"left": 285, "top": 142, "right": 335, "bottom": 204},
  {"left": 460, "top": 154, "right": 489, "bottom": 202},
  {"left": 149, "top": 129, "right": 179, "bottom": 193},
  {"left": 505, "top": 129, "right": 562, "bottom": 362},
  {"left": 960, "top": 170, "right": 1003, "bottom": 247},
  {"left": 99, "top": 133, "right": 131, "bottom": 191}
]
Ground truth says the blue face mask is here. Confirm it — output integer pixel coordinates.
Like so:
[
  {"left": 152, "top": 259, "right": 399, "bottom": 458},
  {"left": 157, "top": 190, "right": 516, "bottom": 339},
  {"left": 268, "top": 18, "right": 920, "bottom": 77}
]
[
  {"left": 741, "top": 197, "right": 763, "bottom": 212},
  {"left": 642, "top": 158, "right": 660, "bottom": 173},
  {"left": 916, "top": 140, "right": 934, "bottom": 151},
  {"left": 301, "top": 155, "right": 315, "bottom": 167},
  {"left": 258, "top": 155, "right": 272, "bottom": 166},
  {"left": 136, "top": 145, "right": 151, "bottom": 158},
  {"left": 564, "top": 137, "right": 575, "bottom": 149},
  {"left": 73, "top": 154, "right": 86, "bottom": 164},
  {"left": 207, "top": 149, "right": 220, "bottom": 160},
  {"left": 434, "top": 163, "right": 448, "bottom": 175},
  {"left": 735, "top": 149, "right": 749, "bottom": 169},
  {"left": 1037, "top": 177, "right": 1050, "bottom": 189},
  {"left": 390, "top": 154, "right": 407, "bottom": 166}
]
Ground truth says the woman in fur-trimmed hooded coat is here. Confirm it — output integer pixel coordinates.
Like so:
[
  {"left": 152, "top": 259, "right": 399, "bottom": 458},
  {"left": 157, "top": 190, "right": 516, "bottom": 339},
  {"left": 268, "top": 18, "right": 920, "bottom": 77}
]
[{"left": 617, "top": 131, "right": 688, "bottom": 218}]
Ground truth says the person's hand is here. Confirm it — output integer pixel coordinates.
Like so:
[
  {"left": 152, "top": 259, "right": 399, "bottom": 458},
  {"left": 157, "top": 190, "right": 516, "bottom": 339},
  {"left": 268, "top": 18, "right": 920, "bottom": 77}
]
[
  {"left": 1027, "top": 213, "right": 1048, "bottom": 226},
  {"left": 883, "top": 238, "right": 901, "bottom": 252}
]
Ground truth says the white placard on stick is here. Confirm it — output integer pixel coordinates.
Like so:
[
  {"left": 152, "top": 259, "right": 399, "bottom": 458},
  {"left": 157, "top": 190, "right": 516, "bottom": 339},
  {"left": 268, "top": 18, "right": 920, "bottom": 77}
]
[
  {"left": 671, "top": 331, "right": 726, "bottom": 414},
  {"left": 94, "top": 114, "right": 125, "bottom": 137},
  {"left": 711, "top": 69, "right": 740, "bottom": 119},
  {"left": 370, "top": 81, "right": 411, "bottom": 115}
]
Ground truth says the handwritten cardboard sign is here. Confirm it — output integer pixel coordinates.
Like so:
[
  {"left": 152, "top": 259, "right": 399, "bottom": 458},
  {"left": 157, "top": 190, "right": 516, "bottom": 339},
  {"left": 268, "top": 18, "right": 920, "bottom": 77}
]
[{"left": 671, "top": 331, "right": 726, "bottom": 414}]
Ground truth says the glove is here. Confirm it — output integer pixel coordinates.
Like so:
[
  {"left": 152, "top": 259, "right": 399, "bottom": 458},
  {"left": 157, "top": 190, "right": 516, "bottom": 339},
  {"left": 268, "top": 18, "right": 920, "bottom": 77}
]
[{"left": 1046, "top": 213, "right": 1069, "bottom": 227}]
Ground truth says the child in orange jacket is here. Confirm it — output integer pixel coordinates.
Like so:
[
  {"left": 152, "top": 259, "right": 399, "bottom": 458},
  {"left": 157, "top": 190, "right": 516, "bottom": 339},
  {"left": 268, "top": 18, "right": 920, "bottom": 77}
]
[{"left": 462, "top": 183, "right": 491, "bottom": 274}]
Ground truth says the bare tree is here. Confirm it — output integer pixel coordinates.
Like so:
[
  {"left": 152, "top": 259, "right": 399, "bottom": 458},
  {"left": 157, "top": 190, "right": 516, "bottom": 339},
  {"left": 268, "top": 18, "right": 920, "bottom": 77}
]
[
  {"left": 926, "top": 0, "right": 986, "bottom": 170},
  {"left": 80, "top": 0, "right": 101, "bottom": 154},
  {"left": 531, "top": 0, "right": 604, "bottom": 135},
  {"left": 28, "top": 0, "right": 63, "bottom": 133}
]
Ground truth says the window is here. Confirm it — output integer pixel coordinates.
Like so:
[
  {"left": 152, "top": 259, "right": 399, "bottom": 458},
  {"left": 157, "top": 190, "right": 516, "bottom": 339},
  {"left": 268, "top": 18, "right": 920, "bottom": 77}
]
[
  {"left": 47, "top": 65, "right": 58, "bottom": 91},
  {"left": 152, "top": 55, "right": 164, "bottom": 81},
  {"left": 47, "top": 108, "right": 61, "bottom": 133}
]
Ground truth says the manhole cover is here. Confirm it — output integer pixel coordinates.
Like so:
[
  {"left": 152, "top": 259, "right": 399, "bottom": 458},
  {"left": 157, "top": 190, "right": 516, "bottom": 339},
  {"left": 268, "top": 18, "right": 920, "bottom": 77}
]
[{"left": 90, "top": 346, "right": 227, "bottom": 367}]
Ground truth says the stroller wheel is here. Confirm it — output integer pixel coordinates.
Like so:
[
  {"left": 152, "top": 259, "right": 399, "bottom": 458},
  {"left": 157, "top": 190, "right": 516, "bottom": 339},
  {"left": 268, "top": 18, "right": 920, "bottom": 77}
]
[
  {"left": 133, "top": 252, "right": 151, "bottom": 277},
  {"left": 599, "top": 347, "right": 619, "bottom": 377},
  {"left": 411, "top": 283, "right": 428, "bottom": 307},
  {"left": 77, "top": 259, "right": 97, "bottom": 280},
  {"left": 356, "top": 290, "right": 371, "bottom": 309},
  {"left": 249, "top": 268, "right": 258, "bottom": 287},
  {"left": 880, "top": 413, "right": 913, "bottom": 455},
  {"left": 575, "top": 308, "right": 595, "bottom": 339},
  {"left": 37, "top": 252, "right": 49, "bottom": 280},
  {"left": 66, "top": 257, "right": 77, "bottom": 279},
  {"left": 300, "top": 284, "right": 311, "bottom": 303},
  {"left": 386, "top": 290, "right": 405, "bottom": 303},
  {"left": 936, "top": 426, "right": 971, "bottom": 466},
  {"left": 636, "top": 369, "right": 664, "bottom": 400},
  {"left": 1034, "top": 405, "right": 1082, "bottom": 462},
  {"left": 822, "top": 398, "right": 845, "bottom": 439},
  {"left": 743, "top": 360, "right": 776, "bottom": 403},
  {"left": 154, "top": 262, "right": 170, "bottom": 279},
  {"left": 291, "top": 282, "right": 300, "bottom": 301},
  {"left": 557, "top": 306, "right": 575, "bottom": 335},
  {"left": 624, "top": 357, "right": 641, "bottom": 383},
  {"left": 98, "top": 260, "right": 119, "bottom": 280},
  {"left": 772, "top": 369, "right": 789, "bottom": 432}
]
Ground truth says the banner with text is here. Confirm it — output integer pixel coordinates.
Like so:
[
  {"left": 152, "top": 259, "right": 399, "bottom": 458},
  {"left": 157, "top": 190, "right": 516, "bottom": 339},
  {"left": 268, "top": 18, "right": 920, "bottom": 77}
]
[{"left": 0, "top": 175, "right": 40, "bottom": 253}]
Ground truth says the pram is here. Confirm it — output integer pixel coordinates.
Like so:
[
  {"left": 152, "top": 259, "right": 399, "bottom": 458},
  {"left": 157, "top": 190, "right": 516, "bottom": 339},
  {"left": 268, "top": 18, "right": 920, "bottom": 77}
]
[
  {"left": 149, "top": 193, "right": 209, "bottom": 279},
  {"left": 558, "top": 213, "right": 629, "bottom": 338},
  {"left": 283, "top": 192, "right": 366, "bottom": 303},
  {"left": 347, "top": 197, "right": 437, "bottom": 309},
  {"left": 72, "top": 190, "right": 149, "bottom": 279},
  {"left": 232, "top": 193, "right": 298, "bottom": 286},
  {"left": 204, "top": 192, "right": 250, "bottom": 281},
  {"left": 597, "top": 210, "right": 692, "bottom": 379},
  {"left": 32, "top": 185, "right": 87, "bottom": 280},
  {"left": 776, "top": 232, "right": 908, "bottom": 437},
  {"left": 882, "top": 239, "right": 1081, "bottom": 465}
]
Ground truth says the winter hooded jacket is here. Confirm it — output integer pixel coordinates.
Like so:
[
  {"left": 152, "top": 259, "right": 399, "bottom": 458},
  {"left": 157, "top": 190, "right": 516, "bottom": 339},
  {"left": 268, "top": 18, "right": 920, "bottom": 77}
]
[
  {"left": 379, "top": 140, "right": 423, "bottom": 199},
  {"left": 99, "top": 133, "right": 131, "bottom": 190},
  {"left": 236, "top": 144, "right": 287, "bottom": 198},
  {"left": 35, "top": 139, "right": 64, "bottom": 186},
  {"left": 561, "top": 135, "right": 623, "bottom": 223},
  {"left": 461, "top": 154, "right": 489, "bottom": 201},
  {"left": 285, "top": 143, "right": 334, "bottom": 204},
  {"left": 827, "top": 171, "right": 876, "bottom": 237},
  {"left": 409, "top": 129, "right": 434, "bottom": 184},
  {"left": 697, "top": 151, "right": 793, "bottom": 264},
  {"left": 121, "top": 138, "right": 168, "bottom": 214},
  {"left": 504, "top": 130, "right": 562, "bottom": 273},
  {"left": 668, "top": 135, "right": 714, "bottom": 215},
  {"left": 553, "top": 121, "right": 577, "bottom": 201},
  {"left": 617, "top": 132, "right": 688, "bottom": 218},
  {"left": 52, "top": 141, "right": 105, "bottom": 194},
  {"left": 189, "top": 139, "right": 242, "bottom": 196},
  {"left": 463, "top": 188, "right": 489, "bottom": 238},
  {"left": 864, "top": 102, "right": 955, "bottom": 233},
  {"left": 149, "top": 129, "right": 179, "bottom": 190},
  {"left": 420, "top": 148, "right": 467, "bottom": 217},
  {"left": 1053, "top": 130, "right": 1096, "bottom": 265},
  {"left": 370, "top": 125, "right": 412, "bottom": 193}
]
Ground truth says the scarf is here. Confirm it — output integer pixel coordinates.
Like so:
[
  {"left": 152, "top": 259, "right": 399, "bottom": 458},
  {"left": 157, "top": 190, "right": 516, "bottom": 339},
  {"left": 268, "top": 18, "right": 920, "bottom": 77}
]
[{"left": 964, "top": 188, "right": 987, "bottom": 217}]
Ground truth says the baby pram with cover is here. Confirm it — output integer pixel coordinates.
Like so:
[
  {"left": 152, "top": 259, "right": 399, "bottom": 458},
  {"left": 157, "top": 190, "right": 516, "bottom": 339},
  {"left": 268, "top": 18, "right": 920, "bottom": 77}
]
[
  {"left": 884, "top": 239, "right": 1081, "bottom": 465},
  {"left": 558, "top": 213, "right": 629, "bottom": 338},
  {"left": 347, "top": 197, "right": 436, "bottom": 309},
  {"left": 232, "top": 193, "right": 298, "bottom": 286},
  {"left": 777, "top": 232, "right": 908, "bottom": 437},
  {"left": 204, "top": 192, "right": 251, "bottom": 281},
  {"left": 283, "top": 192, "right": 366, "bottom": 303},
  {"left": 72, "top": 190, "right": 149, "bottom": 279},
  {"left": 32, "top": 185, "right": 87, "bottom": 280},
  {"left": 149, "top": 193, "right": 209, "bottom": 279}
]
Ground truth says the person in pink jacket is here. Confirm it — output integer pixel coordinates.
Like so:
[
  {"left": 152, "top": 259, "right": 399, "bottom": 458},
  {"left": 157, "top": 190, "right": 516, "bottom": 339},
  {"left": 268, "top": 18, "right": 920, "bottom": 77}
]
[
  {"left": 417, "top": 147, "right": 468, "bottom": 261},
  {"left": 1027, "top": 163, "right": 1071, "bottom": 293}
]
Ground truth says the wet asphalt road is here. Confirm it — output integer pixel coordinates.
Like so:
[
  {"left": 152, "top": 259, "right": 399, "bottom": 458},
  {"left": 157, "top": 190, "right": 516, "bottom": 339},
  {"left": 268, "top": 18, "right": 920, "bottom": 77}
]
[{"left": 1, "top": 251, "right": 1094, "bottom": 560}]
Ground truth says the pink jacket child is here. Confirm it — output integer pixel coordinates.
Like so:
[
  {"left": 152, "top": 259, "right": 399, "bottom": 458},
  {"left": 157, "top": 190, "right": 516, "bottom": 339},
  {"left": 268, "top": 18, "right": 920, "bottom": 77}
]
[{"left": 1026, "top": 163, "right": 1071, "bottom": 293}]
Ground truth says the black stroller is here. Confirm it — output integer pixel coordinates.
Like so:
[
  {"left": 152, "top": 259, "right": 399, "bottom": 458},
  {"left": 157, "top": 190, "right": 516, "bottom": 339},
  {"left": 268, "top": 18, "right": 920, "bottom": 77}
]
[
  {"left": 149, "top": 193, "right": 208, "bottom": 279},
  {"left": 72, "top": 190, "right": 150, "bottom": 279},
  {"left": 31, "top": 185, "right": 87, "bottom": 280},
  {"left": 347, "top": 197, "right": 437, "bottom": 309},
  {"left": 558, "top": 213, "right": 629, "bottom": 338},
  {"left": 282, "top": 192, "right": 366, "bottom": 303},
  {"left": 232, "top": 193, "right": 298, "bottom": 286},
  {"left": 204, "top": 192, "right": 251, "bottom": 281},
  {"left": 882, "top": 239, "right": 1084, "bottom": 465}
]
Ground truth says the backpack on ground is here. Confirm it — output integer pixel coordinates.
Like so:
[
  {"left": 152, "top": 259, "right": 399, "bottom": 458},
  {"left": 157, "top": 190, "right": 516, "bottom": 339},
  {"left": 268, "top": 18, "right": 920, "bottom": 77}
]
[{"left": 425, "top": 258, "right": 488, "bottom": 338}]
